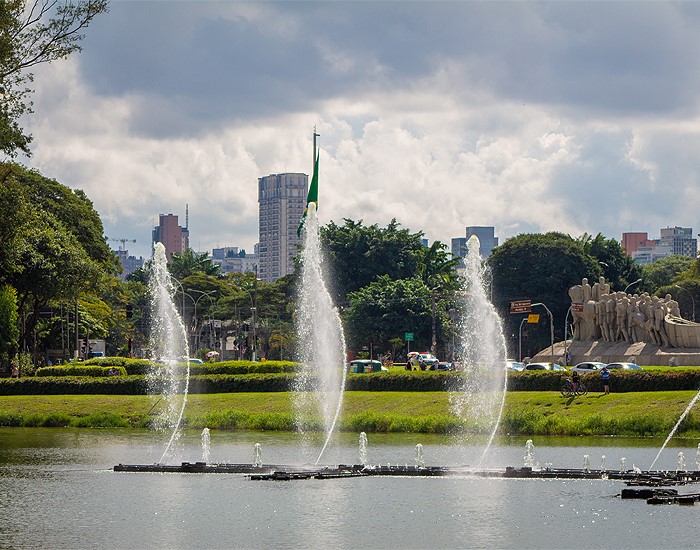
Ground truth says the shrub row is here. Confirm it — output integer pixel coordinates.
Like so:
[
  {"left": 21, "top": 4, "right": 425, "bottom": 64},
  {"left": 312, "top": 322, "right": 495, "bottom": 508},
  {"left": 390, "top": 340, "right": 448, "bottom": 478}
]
[
  {"left": 506, "top": 369, "right": 700, "bottom": 393},
  {"left": 0, "top": 374, "right": 296, "bottom": 395},
  {"left": 3, "top": 369, "right": 700, "bottom": 395},
  {"left": 36, "top": 365, "right": 127, "bottom": 377},
  {"left": 82, "top": 357, "right": 298, "bottom": 376}
]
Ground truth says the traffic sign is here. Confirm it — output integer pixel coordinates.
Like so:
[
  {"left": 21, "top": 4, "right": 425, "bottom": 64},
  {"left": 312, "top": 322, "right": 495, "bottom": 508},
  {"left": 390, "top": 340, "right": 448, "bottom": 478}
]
[
  {"left": 510, "top": 299, "right": 532, "bottom": 314},
  {"left": 527, "top": 314, "right": 540, "bottom": 324},
  {"left": 572, "top": 302, "right": 584, "bottom": 313},
  {"left": 404, "top": 332, "right": 414, "bottom": 342}
]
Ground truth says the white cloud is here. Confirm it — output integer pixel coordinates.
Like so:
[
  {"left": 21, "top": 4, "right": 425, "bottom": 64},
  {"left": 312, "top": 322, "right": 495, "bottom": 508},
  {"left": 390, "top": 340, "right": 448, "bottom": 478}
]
[{"left": 20, "top": 2, "right": 700, "bottom": 260}]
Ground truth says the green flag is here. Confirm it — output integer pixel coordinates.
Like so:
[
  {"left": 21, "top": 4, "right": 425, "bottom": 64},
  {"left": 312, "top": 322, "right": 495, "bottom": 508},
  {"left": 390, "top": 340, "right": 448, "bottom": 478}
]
[{"left": 297, "top": 149, "right": 319, "bottom": 238}]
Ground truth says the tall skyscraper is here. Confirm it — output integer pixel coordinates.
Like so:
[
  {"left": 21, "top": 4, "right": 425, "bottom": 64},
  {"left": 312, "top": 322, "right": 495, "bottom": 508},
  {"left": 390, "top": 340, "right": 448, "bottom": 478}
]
[
  {"left": 258, "top": 173, "right": 308, "bottom": 283},
  {"left": 152, "top": 211, "right": 189, "bottom": 262}
]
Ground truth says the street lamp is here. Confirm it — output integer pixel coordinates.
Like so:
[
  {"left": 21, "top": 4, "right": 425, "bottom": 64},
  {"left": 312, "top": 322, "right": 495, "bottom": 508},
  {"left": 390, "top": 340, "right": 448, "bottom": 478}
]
[
  {"left": 518, "top": 317, "right": 527, "bottom": 362},
  {"left": 624, "top": 278, "right": 642, "bottom": 294},
  {"left": 187, "top": 289, "right": 217, "bottom": 352},
  {"left": 531, "top": 302, "right": 555, "bottom": 365},
  {"left": 673, "top": 285, "right": 696, "bottom": 322}
]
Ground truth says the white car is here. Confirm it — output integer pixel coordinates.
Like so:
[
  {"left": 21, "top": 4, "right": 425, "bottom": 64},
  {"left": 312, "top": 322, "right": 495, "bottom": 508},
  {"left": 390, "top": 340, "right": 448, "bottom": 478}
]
[{"left": 570, "top": 362, "right": 606, "bottom": 374}]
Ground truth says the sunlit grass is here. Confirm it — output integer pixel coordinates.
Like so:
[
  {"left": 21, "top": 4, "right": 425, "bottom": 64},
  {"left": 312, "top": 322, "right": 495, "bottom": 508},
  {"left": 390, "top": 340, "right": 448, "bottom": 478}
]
[{"left": 1, "top": 391, "right": 699, "bottom": 436}]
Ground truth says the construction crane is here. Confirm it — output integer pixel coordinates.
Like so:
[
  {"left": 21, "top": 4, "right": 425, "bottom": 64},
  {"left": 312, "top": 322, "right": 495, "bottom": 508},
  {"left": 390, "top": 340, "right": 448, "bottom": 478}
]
[{"left": 111, "top": 238, "right": 136, "bottom": 251}]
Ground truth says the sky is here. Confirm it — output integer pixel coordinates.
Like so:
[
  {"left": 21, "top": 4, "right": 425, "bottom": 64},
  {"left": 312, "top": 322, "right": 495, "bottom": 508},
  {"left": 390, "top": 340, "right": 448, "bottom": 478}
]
[{"left": 19, "top": 1, "right": 700, "bottom": 260}]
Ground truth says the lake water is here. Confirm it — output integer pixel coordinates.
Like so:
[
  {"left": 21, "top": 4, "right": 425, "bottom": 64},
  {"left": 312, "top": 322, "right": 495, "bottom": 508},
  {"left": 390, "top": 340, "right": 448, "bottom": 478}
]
[{"left": 1, "top": 428, "right": 699, "bottom": 549}]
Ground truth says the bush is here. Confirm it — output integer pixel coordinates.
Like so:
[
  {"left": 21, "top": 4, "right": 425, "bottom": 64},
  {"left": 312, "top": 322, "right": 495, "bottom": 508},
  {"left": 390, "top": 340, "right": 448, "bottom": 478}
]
[{"left": 36, "top": 365, "right": 126, "bottom": 377}]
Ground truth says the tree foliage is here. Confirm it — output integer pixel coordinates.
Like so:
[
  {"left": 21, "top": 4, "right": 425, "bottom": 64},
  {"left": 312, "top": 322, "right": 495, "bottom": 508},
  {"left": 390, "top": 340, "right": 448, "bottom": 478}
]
[
  {"left": 0, "top": 0, "right": 109, "bottom": 156},
  {"left": 579, "top": 232, "right": 643, "bottom": 292},
  {"left": 641, "top": 255, "right": 695, "bottom": 293},
  {"left": 169, "top": 248, "right": 221, "bottom": 280},
  {"left": 320, "top": 218, "right": 426, "bottom": 305},
  {"left": 344, "top": 276, "right": 433, "bottom": 354},
  {"left": 488, "top": 232, "right": 599, "bottom": 356},
  {"left": 0, "top": 163, "right": 115, "bottom": 354}
]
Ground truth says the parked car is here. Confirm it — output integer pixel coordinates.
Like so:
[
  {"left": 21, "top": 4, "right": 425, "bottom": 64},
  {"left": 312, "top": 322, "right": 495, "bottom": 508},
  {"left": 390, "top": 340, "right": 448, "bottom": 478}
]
[
  {"left": 605, "top": 362, "right": 643, "bottom": 370},
  {"left": 523, "top": 362, "right": 566, "bottom": 371},
  {"left": 436, "top": 362, "right": 454, "bottom": 371},
  {"left": 570, "top": 361, "right": 606, "bottom": 374},
  {"left": 506, "top": 360, "right": 525, "bottom": 372},
  {"left": 348, "top": 359, "right": 384, "bottom": 373}
]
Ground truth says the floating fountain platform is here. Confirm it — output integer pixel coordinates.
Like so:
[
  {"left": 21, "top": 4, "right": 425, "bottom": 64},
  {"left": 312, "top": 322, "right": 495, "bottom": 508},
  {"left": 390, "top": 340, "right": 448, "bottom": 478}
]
[{"left": 113, "top": 462, "right": 700, "bottom": 485}]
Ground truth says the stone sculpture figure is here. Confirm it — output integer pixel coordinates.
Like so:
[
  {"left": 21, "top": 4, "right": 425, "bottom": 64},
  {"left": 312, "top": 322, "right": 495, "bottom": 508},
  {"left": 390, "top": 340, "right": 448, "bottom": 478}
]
[
  {"left": 591, "top": 276, "right": 610, "bottom": 302},
  {"left": 605, "top": 295, "right": 617, "bottom": 342},
  {"left": 568, "top": 275, "right": 699, "bottom": 349},
  {"left": 568, "top": 284, "right": 585, "bottom": 340},
  {"left": 616, "top": 296, "right": 630, "bottom": 342}
]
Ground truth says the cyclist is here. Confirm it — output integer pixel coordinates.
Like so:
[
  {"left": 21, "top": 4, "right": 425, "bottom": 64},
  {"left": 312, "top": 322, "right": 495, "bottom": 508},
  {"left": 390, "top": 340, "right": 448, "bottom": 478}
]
[{"left": 571, "top": 370, "right": 581, "bottom": 393}]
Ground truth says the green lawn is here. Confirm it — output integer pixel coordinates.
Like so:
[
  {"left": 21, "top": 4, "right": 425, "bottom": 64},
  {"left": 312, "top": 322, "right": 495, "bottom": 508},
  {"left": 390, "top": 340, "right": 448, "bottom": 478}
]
[{"left": 2, "top": 390, "right": 700, "bottom": 437}]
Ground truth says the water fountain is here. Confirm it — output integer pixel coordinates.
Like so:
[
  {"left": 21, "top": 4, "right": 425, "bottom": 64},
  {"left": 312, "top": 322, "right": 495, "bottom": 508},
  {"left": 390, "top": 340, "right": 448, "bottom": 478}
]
[
  {"left": 358, "top": 432, "right": 368, "bottom": 466},
  {"left": 649, "top": 388, "right": 700, "bottom": 470},
  {"left": 253, "top": 443, "right": 263, "bottom": 468},
  {"left": 201, "top": 428, "right": 210, "bottom": 463},
  {"left": 524, "top": 440, "right": 535, "bottom": 468},
  {"left": 450, "top": 235, "right": 507, "bottom": 466},
  {"left": 415, "top": 444, "right": 425, "bottom": 467},
  {"left": 147, "top": 242, "right": 191, "bottom": 463},
  {"left": 676, "top": 452, "right": 686, "bottom": 472},
  {"left": 293, "top": 203, "right": 347, "bottom": 465}
]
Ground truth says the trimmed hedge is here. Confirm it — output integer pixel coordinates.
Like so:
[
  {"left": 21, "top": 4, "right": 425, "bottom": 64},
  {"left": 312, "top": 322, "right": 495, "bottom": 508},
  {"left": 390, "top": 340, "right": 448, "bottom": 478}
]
[
  {"left": 0, "top": 374, "right": 296, "bottom": 395},
  {"left": 507, "top": 369, "right": 700, "bottom": 393},
  {"left": 3, "top": 368, "right": 700, "bottom": 395},
  {"left": 36, "top": 365, "right": 127, "bottom": 377},
  {"left": 82, "top": 357, "right": 298, "bottom": 375}
]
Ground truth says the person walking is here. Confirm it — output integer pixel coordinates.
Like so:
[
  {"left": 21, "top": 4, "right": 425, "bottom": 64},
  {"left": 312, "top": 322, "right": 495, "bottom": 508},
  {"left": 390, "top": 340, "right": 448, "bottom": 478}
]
[{"left": 601, "top": 366, "right": 610, "bottom": 395}]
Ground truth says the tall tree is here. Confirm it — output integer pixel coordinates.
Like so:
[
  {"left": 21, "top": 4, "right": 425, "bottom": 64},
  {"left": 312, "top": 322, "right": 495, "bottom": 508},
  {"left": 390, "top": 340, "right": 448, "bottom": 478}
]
[
  {"left": 169, "top": 249, "right": 221, "bottom": 280},
  {"left": 0, "top": 0, "right": 109, "bottom": 157},
  {"left": 579, "top": 232, "right": 643, "bottom": 292},
  {"left": 320, "top": 218, "right": 425, "bottom": 305},
  {"left": 344, "top": 276, "right": 433, "bottom": 357},
  {"left": 488, "top": 232, "right": 599, "bottom": 357}
]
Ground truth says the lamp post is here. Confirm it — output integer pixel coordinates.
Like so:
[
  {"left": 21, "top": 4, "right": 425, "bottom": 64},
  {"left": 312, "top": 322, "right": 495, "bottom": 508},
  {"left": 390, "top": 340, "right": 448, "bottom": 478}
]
[
  {"left": 673, "top": 285, "right": 696, "bottom": 322},
  {"left": 518, "top": 317, "right": 527, "bottom": 362},
  {"left": 624, "top": 278, "right": 642, "bottom": 294},
  {"left": 187, "top": 289, "right": 217, "bottom": 352},
  {"left": 531, "top": 302, "right": 555, "bottom": 365}
]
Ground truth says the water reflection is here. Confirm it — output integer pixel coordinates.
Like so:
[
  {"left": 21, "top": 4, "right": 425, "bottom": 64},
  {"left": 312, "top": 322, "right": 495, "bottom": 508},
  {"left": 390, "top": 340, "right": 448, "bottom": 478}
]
[{"left": 1, "top": 429, "right": 700, "bottom": 549}]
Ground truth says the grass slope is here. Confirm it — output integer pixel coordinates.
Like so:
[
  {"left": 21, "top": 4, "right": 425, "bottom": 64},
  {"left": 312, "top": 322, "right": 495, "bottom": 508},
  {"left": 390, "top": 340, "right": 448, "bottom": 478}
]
[{"left": 1, "top": 391, "right": 699, "bottom": 437}]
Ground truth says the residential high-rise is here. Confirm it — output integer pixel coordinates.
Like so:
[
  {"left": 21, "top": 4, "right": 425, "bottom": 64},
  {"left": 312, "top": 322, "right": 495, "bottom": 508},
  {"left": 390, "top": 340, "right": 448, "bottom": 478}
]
[
  {"left": 660, "top": 226, "right": 697, "bottom": 258},
  {"left": 258, "top": 173, "right": 308, "bottom": 283},
  {"left": 211, "top": 246, "right": 258, "bottom": 275},
  {"left": 621, "top": 232, "right": 655, "bottom": 255},
  {"left": 152, "top": 212, "right": 189, "bottom": 262}
]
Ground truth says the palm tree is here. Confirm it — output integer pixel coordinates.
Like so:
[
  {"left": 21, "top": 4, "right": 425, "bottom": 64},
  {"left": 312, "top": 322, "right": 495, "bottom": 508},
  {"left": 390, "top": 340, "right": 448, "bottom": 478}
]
[{"left": 169, "top": 249, "right": 220, "bottom": 280}]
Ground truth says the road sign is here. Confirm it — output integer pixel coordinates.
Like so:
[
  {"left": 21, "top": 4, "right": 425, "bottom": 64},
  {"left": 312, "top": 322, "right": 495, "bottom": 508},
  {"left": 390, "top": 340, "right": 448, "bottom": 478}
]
[
  {"left": 510, "top": 299, "right": 532, "bottom": 314},
  {"left": 572, "top": 302, "right": 584, "bottom": 313},
  {"left": 527, "top": 314, "right": 540, "bottom": 324},
  {"left": 404, "top": 332, "right": 414, "bottom": 342}
]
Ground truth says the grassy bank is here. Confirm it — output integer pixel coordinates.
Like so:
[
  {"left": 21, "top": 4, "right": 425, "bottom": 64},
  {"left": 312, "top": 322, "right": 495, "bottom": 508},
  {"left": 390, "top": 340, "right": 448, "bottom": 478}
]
[{"left": 2, "top": 391, "right": 700, "bottom": 438}]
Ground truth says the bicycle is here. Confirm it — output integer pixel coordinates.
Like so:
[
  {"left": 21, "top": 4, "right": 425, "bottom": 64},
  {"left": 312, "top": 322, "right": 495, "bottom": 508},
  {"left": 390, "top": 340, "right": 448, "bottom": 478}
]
[{"left": 561, "top": 378, "right": 587, "bottom": 397}]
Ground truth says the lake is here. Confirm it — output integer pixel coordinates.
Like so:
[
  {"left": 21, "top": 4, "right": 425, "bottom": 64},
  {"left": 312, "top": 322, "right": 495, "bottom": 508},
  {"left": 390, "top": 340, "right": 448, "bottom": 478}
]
[{"left": 0, "top": 428, "right": 698, "bottom": 549}]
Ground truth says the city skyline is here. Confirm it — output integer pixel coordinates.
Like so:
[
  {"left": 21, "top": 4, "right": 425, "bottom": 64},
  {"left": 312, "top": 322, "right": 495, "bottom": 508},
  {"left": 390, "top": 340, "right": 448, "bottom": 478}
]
[{"left": 17, "top": 2, "right": 700, "bottom": 260}]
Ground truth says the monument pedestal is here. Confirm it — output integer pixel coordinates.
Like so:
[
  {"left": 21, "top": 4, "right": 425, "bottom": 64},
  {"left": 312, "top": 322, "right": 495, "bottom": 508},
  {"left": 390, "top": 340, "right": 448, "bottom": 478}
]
[{"left": 532, "top": 340, "right": 700, "bottom": 367}]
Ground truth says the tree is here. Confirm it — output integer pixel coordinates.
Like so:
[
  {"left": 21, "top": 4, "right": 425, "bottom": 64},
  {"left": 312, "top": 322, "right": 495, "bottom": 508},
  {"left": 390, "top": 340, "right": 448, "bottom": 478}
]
[
  {"left": 641, "top": 255, "right": 695, "bottom": 293},
  {"left": 169, "top": 249, "right": 221, "bottom": 280},
  {"left": 488, "top": 232, "right": 599, "bottom": 357},
  {"left": 0, "top": 163, "right": 115, "bottom": 355},
  {"left": 0, "top": 284, "right": 19, "bottom": 370},
  {"left": 344, "top": 276, "right": 433, "bottom": 356},
  {"left": 0, "top": 0, "right": 109, "bottom": 156},
  {"left": 320, "top": 218, "right": 425, "bottom": 305},
  {"left": 580, "top": 232, "right": 643, "bottom": 292}
]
